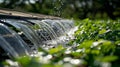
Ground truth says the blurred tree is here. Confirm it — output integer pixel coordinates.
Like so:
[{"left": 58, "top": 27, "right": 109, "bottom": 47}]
[{"left": 0, "top": 0, "right": 120, "bottom": 19}]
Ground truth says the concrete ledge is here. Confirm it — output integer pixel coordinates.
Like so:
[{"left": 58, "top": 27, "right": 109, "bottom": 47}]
[{"left": 0, "top": 9, "right": 61, "bottom": 20}]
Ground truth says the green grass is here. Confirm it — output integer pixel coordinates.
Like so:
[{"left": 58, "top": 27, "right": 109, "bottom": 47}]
[{"left": 2, "top": 18, "right": 120, "bottom": 67}]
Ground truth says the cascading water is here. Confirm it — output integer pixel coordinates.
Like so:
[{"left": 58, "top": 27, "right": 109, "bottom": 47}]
[
  {"left": 0, "top": 23, "right": 32, "bottom": 57},
  {"left": 0, "top": 35, "right": 19, "bottom": 58},
  {"left": 0, "top": 15, "right": 77, "bottom": 60},
  {"left": 3, "top": 19, "right": 41, "bottom": 52}
]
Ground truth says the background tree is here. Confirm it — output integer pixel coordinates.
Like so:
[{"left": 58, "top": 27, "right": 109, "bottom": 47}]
[{"left": 0, "top": 0, "right": 120, "bottom": 19}]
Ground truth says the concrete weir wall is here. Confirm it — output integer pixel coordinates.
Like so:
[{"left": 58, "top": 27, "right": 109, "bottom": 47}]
[{"left": 0, "top": 9, "right": 61, "bottom": 20}]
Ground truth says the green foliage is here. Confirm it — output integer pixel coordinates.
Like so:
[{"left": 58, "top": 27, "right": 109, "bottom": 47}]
[{"left": 74, "top": 19, "right": 120, "bottom": 43}]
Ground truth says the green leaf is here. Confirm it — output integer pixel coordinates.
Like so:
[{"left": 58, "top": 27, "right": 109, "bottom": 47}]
[
  {"left": 91, "top": 50, "right": 100, "bottom": 55},
  {"left": 99, "top": 29, "right": 106, "bottom": 34},
  {"left": 78, "top": 40, "right": 93, "bottom": 48},
  {"left": 17, "top": 56, "right": 31, "bottom": 67},
  {"left": 49, "top": 45, "right": 64, "bottom": 54},
  {"left": 96, "top": 56, "right": 118, "bottom": 62},
  {"left": 71, "top": 52, "right": 82, "bottom": 57}
]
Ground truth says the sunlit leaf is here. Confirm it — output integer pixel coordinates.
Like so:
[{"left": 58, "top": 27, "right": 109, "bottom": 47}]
[
  {"left": 99, "top": 29, "right": 106, "bottom": 34},
  {"left": 78, "top": 40, "right": 93, "bottom": 48}
]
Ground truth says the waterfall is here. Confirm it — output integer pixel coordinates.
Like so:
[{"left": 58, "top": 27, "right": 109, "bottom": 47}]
[{"left": 0, "top": 18, "right": 76, "bottom": 58}]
